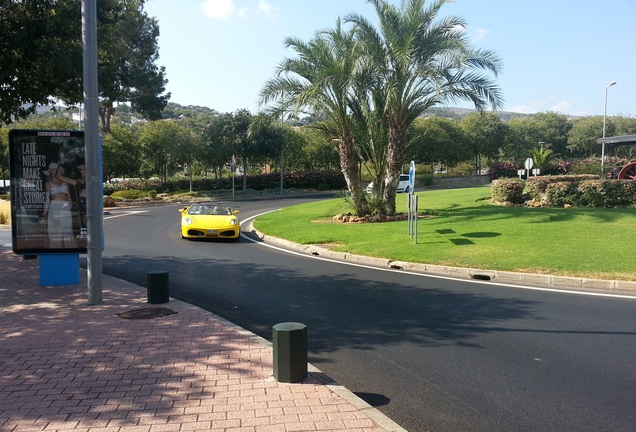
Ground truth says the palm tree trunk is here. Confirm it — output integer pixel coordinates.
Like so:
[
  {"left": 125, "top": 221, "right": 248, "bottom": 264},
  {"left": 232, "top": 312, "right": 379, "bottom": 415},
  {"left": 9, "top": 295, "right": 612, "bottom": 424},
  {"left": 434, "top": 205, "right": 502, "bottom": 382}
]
[
  {"left": 338, "top": 133, "right": 369, "bottom": 216},
  {"left": 383, "top": 118, "right": 407, "bottom": 215}
]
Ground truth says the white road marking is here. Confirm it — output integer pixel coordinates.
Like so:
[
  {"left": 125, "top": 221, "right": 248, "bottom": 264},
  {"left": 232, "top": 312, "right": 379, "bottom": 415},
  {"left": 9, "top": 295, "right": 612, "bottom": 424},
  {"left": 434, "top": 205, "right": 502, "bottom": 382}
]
[{"left": 104, "top": 210, "right": 148, "bottom": 219}]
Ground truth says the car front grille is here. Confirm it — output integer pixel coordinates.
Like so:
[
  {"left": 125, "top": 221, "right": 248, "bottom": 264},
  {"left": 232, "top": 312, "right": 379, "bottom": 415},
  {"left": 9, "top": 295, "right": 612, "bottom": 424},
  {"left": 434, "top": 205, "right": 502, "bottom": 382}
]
[{"left": 187, "top": 229, "right": 237, "bottom": 237}]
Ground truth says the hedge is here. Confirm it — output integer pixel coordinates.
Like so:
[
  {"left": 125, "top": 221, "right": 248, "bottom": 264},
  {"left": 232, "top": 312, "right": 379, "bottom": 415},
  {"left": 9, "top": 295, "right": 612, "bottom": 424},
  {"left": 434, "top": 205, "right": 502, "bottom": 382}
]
[
  {"left": 103, "top": 170, "right": 347, "bottom": 196},
  {"left": 491, "top": 178, "right": 525, "bottom": 204},
  {"left": 492, "top": 175, "right": 636, "bottom": 207}
]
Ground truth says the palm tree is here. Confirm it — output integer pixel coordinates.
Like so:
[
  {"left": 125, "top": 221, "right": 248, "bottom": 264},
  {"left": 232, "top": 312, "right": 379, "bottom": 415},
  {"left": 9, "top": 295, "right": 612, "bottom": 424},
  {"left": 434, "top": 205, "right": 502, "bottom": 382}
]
[
  {"left": 347, "top": 0, "right": 504, "bottom": 214},
  {"left": 530, "top": 146, "right": 556, "bottom": 173},
  {"left": 259, "top": 20, "right": 370, "bottom": 216},
  {"left": 350, "top": 72, "right": 389, "bottom": 203}
]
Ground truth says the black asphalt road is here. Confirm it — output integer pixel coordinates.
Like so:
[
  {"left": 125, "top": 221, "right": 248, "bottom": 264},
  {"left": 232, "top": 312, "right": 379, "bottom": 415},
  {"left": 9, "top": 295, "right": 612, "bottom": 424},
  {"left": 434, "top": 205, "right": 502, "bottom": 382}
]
[{"left": 101, "top": 197, "right": 636, "bottom": 432}]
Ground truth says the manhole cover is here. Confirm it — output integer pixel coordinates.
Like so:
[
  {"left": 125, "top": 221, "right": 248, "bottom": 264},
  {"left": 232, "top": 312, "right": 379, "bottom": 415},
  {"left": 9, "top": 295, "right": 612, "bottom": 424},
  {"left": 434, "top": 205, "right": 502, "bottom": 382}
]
[{"left": 117, "top": 307, "right": 178, "bottom": 320}]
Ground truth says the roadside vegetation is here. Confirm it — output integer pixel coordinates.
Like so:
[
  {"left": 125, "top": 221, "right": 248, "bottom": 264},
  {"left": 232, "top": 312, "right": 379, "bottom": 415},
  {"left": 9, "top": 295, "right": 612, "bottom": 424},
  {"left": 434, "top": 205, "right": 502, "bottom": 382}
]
[
  {"left": 0, "top": 198, "right": 9, "bottom": 225},
  {"left": 253, "top": 186, "right": 636, "bottom": 282}
]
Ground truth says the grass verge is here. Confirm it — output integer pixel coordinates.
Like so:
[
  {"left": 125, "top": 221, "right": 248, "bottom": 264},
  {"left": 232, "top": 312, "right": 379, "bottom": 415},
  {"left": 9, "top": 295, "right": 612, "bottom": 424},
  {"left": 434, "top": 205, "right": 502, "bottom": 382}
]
[{"left": 253, "top": 187, "right": 636, "bottom": 281}]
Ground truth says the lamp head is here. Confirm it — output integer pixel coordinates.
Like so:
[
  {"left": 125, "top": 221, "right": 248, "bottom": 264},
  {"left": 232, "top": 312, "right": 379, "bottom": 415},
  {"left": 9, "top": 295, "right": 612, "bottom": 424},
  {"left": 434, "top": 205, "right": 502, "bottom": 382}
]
[{"left": 607, "top": 81, "right": 617, "bottom": 88}]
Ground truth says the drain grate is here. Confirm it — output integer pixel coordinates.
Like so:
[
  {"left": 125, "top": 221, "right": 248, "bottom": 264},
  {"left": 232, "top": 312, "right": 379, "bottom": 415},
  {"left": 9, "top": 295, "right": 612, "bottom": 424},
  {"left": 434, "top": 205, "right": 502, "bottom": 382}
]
[{"left": 117, "top": 307, "right": 178, "bottom": 320}]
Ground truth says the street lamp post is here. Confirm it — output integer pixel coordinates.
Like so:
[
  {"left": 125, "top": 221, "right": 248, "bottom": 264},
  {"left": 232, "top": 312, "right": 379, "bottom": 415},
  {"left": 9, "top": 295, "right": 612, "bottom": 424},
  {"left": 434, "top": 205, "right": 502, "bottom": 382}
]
[{"left": 601, "top": 80, "right": 617, "bottom": 177}]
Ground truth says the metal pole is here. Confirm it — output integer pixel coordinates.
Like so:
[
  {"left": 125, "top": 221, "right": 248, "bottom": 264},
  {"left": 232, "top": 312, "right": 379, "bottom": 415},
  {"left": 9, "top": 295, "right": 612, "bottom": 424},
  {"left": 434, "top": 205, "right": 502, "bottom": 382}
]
[
  {"left": 407, "top": 193, "right": 412, "bottom": 236},
  {"left": 280, "top": 112, "right": 284, "bottom": 195},
  {"left": 414, "top": 195, "right": 418, "bottom": 244},
  {"left": 602, "top": 81, "right": 617, "bottom": 178},
  {"left": 82, "top": 0, "right": 103, "bottom": 304}
]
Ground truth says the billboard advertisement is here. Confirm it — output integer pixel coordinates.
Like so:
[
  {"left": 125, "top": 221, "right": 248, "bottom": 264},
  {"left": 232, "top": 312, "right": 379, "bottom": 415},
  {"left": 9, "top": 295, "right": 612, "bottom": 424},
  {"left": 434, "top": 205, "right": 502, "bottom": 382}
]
[{"left": 8, "top": 129, "right": 88, "bottom": 254}]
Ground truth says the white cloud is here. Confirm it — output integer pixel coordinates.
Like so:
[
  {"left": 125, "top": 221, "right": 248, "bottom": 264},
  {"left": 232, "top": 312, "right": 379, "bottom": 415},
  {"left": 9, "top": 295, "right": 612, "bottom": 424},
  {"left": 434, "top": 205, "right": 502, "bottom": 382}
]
[
  {"left": 202, "top": 0, "right": 235, "bottom": 20},
  {"left": 471, "top": 28, "right": 490, "bottom": 42},
  {"left": 510, "top": 99, "right": 576, "bottom": 115},
  {"left": 257, "top": 0, "right": 279, "bottom": 18},
  {"left": 201, "top": 0, "right": 278, "bottom": 20},
  {"left": 511, "top": 104, "right": 538, "bottom": 114},
  {"left": 549, "top": 100, "right": 573, "bottom": 114}
]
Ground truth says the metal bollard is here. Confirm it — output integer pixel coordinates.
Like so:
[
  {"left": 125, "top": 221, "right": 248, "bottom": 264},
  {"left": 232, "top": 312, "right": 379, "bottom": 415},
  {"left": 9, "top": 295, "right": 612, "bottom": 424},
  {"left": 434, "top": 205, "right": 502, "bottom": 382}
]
[
  {"left": 272, "top": 322, "right": 307, "bottom": 383},
  {"left": 147, "top": 271, "right": 169, "bottom": 304}
]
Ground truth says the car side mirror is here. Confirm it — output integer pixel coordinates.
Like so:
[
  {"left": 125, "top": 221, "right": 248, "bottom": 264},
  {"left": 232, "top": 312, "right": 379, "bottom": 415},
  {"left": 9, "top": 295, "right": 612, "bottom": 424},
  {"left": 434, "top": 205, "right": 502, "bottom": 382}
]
[{"left": 233, "top": 210, "right": 240, "bottom": 215}]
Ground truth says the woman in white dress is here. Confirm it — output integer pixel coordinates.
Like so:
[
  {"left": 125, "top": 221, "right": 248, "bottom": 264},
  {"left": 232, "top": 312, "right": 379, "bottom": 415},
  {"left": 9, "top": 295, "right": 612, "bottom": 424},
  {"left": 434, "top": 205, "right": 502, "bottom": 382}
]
[{"left": 43, "top": 162, "right": 76, "bottom": 248}]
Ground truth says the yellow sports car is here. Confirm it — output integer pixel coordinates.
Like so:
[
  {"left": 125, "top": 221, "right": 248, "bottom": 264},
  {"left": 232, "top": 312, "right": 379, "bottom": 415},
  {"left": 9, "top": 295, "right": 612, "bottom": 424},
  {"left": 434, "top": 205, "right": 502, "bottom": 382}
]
[{"left": 179, "top": 203, "right": 241, "bottom": 240}]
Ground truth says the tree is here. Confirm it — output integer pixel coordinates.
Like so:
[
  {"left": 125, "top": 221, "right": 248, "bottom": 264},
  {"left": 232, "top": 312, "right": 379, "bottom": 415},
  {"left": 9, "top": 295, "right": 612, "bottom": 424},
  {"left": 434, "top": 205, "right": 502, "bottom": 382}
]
[
  {"left": 200, "top": 113, "right": 235, "bottom": 180},
  {"left": 349, "top": 70, "right": 390, "bottom": 201},
  {"left": 0, "top": 0, "right": 169, "bottom": 131},
  {"left": 260, "top": 19, "right": 370, "bottom": 216},
  {"left": 530, "top": 147, "right": 555, "bottom": 173},
  {"left": 346, "top": 0, "right": 504, "bottom": 214},
  {"left": 408, "top": 116, "right": 466, "bottom": 173},
  {"left": 293, "top": 127, "right": 339, "bottom": 171},
  {"left": 460, "top": 112, "right": 507, "bottom": 174},
  {"left": 169, "top": 126, "right": 198, "bottom": 192},
  {"left": 567, "top": 116, "right": 608, "bottom": 157},
  {"left": 247, "top": 114, "right": 287, "bottom": 172},
  {"left": 614, "top": 115, "right": 636, "bottom": 136},
  {"left": 526, "top": 112, "right": 571, "bottom": 157},
  {"left": 102, "top": 124, "right": 142, "bottom": 180},
  {"left": 0, "top": 0, "right": 82, "bottom": 125},
  {"left": 229, "top": 109, "right": 253, "bottom": 191},
  {"left": 139, "top": 120, "right": 182, "bottom": 181},
  {"left": 502, "top": 117, "right": 534, "bottom": 162},
  {"left": 96, "top": 0, "right": 169, "bottom": 133}
]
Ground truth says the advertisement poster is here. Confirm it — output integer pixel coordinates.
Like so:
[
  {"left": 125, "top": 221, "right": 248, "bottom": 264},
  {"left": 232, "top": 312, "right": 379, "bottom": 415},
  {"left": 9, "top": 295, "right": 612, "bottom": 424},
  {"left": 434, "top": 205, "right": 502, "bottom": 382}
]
[{"left": 9, "top": 130, "right": 88, "bottom": 254}]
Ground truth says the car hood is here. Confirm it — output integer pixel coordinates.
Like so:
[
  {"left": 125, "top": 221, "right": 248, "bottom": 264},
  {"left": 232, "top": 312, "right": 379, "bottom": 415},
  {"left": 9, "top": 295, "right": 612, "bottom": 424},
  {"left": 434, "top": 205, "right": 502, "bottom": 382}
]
[{"left": 184, "top": 214, "right": 238, "bottom": 226}]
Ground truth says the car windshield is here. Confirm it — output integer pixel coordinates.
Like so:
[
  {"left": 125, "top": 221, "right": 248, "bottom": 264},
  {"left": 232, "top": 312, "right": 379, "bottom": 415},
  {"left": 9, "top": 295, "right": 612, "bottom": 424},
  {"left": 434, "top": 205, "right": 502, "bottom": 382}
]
[{"left": 187, "top": 204, "right": 232, "bottom": 215}]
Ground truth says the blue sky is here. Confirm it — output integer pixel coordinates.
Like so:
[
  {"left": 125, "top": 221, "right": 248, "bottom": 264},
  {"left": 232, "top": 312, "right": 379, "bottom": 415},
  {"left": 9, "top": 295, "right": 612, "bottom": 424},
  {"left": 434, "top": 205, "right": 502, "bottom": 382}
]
[{"left": 144, "top": 0, "right": 635, "bottom": 117}]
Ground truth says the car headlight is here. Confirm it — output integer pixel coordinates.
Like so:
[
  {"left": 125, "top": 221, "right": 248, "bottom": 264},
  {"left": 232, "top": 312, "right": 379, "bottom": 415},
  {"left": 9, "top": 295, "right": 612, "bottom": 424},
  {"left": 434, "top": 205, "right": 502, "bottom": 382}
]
[
  {"left": 229, "top": 218, "right": 237, "bottom": 225},
  {"left": 183, "top": 217, "right": 193, "bottom": 225}
]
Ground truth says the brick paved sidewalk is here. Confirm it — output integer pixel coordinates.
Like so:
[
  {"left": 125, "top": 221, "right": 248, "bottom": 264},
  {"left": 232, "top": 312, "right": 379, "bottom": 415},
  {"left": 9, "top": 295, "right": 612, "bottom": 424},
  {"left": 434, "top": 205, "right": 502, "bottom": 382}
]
[{"left": 0, "top": 249, "right": 404, "bottom": 432}]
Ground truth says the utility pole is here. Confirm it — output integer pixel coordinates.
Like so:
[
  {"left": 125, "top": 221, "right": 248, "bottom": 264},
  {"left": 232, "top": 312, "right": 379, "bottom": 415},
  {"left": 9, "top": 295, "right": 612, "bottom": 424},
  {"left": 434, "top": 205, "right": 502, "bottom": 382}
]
[{"left": 82, "top": 0, "right": 103, "bottom": 304}]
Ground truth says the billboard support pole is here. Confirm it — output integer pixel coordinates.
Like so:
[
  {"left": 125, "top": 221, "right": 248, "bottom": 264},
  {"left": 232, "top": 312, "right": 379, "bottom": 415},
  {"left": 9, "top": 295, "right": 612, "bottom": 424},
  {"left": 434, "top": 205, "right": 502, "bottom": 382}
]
[{"left": 82, "top": 0, "right": 103, "bottom": 304}]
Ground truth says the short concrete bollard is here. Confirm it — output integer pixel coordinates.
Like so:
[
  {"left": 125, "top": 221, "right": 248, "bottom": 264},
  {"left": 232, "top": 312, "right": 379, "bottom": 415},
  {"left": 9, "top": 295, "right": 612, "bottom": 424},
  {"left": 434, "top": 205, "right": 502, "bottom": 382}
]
[
  {"left": 272, "top": 322, "right": 307, "bottom": 383},
  {"left": 147, "top": 271, "right": 169, "bottom": 304}
]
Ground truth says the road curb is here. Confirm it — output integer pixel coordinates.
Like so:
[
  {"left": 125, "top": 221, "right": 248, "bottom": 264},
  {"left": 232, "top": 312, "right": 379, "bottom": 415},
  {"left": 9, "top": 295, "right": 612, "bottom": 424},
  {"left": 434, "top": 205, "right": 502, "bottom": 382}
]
[{"left": 251, "top": 229, "right": 636, "bottom": 295}]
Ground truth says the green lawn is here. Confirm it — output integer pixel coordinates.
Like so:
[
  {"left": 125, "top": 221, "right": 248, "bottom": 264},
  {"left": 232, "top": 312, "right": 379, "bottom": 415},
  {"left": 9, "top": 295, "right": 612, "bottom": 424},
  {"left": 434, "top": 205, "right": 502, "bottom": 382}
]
[{"left": 253, "top": 187, "right": 636, "bottom": 281}]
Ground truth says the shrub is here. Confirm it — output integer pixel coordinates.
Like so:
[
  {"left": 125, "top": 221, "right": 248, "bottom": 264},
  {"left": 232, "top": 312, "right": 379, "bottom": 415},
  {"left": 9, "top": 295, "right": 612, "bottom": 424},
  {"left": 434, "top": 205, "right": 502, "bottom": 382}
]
[
  {"left": 448, "top": 161, "right": 475, "bottom": 176},
  {"left": 525, "top": 176, "right": 552, "bottom": 198},
  {"left": 488, "top": 161, "right": 521, "bottom": 180},
  {"left": 568, "top": 159, "right": 602, "bottom": 175},
  {"left": 103, "top": 196, "right": 117, "bottom": 207},
  {"left": 0, "top": 199, "right": 10, "bottom": 225},
  {"left": 545, "top": 182, "right": 578, "bottom": 207},
  {"left": 577, "top": 180, "right": 636, "bottom": 208},
  {"left": 526, "top": 174, "right": 599, "bottom": 196},
  {"left": 491, "top": 179, "right": 525, "bottom": 204},
  {"left": 110, "top": 189, "right": 148, "bottom": 200}
]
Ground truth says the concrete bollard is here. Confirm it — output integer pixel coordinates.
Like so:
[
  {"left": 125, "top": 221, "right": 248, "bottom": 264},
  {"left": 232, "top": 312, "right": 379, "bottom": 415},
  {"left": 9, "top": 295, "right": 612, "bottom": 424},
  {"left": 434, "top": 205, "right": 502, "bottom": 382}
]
[
  {"left": 272, "top": 322, "right": 307, "bottom": 383},
  {"left": 147, "top": 271, "right": 169, "bottom": 304}
]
